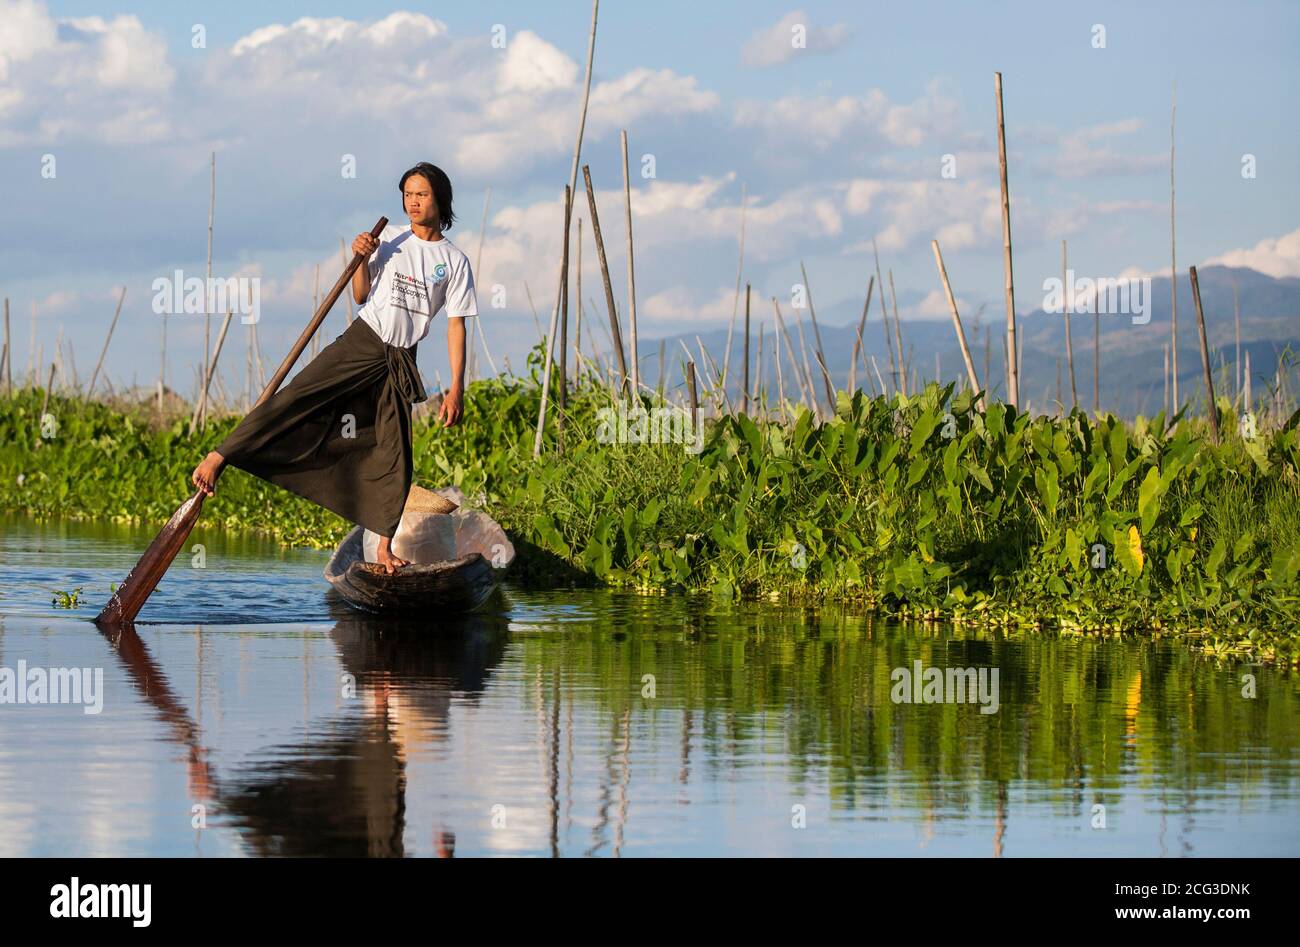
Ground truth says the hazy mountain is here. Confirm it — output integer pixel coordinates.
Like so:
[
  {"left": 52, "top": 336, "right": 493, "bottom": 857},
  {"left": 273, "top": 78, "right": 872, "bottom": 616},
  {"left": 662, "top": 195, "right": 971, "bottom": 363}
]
[{"left": 633, "top": 266, "right": 1299, "bottom": 418}]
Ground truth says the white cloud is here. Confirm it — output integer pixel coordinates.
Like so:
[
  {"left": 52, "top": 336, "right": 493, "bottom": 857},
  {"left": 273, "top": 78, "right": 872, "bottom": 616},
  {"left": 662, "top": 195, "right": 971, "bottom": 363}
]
[
  {"left": 1040, "top": 118, "right": 1164, "bottom": 178},
  {"left": 741, "top": 10, "right": 849, "bottom": 68},
  {"left": 0, "top": 1, "right": 175, "bottom": 143},
  {"left": 1204, "top": 228, "right": 1300, "bottom": 279},
  {"left": 497, "top": 29, "right": 577, "bottom": 94},
  {"left": 733, "top": 81, "right": 957, "bottom": 152}
]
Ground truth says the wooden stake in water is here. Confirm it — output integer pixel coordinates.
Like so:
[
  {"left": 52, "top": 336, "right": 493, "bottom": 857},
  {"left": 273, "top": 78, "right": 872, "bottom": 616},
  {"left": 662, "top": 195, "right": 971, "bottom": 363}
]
[
  {"left": 1188, "top": 265, "right": 1219, "bottom": 443},
  {"left": 995, "top": 72, "right": 1019, "bottom": 408}
]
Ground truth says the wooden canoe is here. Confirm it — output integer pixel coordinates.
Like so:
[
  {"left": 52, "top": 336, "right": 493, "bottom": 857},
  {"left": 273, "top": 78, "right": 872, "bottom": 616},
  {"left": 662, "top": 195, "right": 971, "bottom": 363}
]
[{"left": 323, "top": 507, "right": 513, "bottom": 615}]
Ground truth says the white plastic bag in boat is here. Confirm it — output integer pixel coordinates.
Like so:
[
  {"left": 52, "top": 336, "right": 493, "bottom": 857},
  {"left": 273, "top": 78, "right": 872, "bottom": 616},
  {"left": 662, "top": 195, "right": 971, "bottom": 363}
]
[{"left": 361, "top": 486, "right": 514, "bottom": 568}]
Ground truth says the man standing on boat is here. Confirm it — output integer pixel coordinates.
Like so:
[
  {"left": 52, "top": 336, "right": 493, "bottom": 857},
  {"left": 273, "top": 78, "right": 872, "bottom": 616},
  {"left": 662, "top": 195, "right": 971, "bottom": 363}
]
[{"left": 189, "top": 162, "right": 479, "bottom": 574}]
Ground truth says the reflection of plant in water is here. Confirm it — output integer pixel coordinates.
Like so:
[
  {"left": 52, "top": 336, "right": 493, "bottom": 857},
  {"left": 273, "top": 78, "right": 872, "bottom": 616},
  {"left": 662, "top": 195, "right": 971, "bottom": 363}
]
[{"left": 51, "top": 587, "right": 84, "bottom": 608}]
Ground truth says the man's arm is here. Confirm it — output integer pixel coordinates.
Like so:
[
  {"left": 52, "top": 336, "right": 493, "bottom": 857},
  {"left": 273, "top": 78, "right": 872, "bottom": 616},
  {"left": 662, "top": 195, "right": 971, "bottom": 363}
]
[
  {"left": 439, "top": 317, "right": 466, "bottom": 427},
  {"left": 351, "top": 232, "right": 378, "bottom": 304}
]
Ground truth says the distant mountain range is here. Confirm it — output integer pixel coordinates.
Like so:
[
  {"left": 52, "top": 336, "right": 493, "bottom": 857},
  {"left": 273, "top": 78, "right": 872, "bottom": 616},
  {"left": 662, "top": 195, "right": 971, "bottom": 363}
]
[{"left": 631, "top": 265, "right": 1299, "bottom": 417}]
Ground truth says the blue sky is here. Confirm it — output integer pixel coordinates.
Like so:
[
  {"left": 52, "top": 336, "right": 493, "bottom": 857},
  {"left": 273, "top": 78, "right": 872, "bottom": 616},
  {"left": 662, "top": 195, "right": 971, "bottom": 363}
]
[{"left": 2, "top": 0, "right": 1297, "bottom": 394}]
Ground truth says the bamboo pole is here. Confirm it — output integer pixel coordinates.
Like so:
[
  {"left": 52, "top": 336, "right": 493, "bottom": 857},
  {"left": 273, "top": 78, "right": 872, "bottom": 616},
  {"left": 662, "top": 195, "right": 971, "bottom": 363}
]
[
  {"left": 1169, "top": 83, "right": 1179, "bottom": 410},
  {"left": 39, "top": 361, "right": 55, "bottom": 422},
  {"left": 774, "top": 316, "right": 787, "bottom": 419},
  {"left": 848, "top": 276, "right": 874, "bottom": 395},
  {"left": 1163, "top": 343, "right": 1170, "bottom": 416},
  {"left": 872, "top": 238, "right": 896, "bottom": 396},
  {"left": 931, "top": 240, "right": 984, "bottom": 411},
  {"left": 310, "top": 264, "right": 321, "bottom": 361},
  {"left": 799, "top": 260, "right": 836, "bottom": 408},
  {"left": 1233, "top": 276, "right": 1241, "bottom": 403},
  {"left": 870, "top": 355, "right": 887, "bottom": 396},
  {"left": 1188, "top": 266, "right": 1220, "bottom": 443},
  {"left": 575, "top": 215, "right": 583, "bottom": 381},
  {"left": 1063, "top": 240, "right": 1077, "bottom": 410},
  {"left": 191, "top": 308, "right": 235, "bottom": 430},
  {"left": 559, "top": 185, "right": 572, "bottom": 427},
  {"left": 582, "top": 165, "right": 629, "bottom": 392},
  {"left": 1244, "top": 349, "right": 1252, "bottom": 409},
  {"left": 1093, "top": 293, "right": 1100, "bottom": 416},
  {"left": 686, "top": 360, "right": 698, "bottom": 421},
  {"left": 721, "top": 182, "right": 747, "bottom": 395},
  {"left": 772, "top": 299, "right": 810, "bottom": 411},
  {"left": 469, "top": 187, "right": 491, "bottom": 383},
  {"left": 994, "top": 72, "right": 1019, "bottom": 408},
  {"left": 620, "top": 129, "right": 639, "bottom": 396},
  {"left": 533, "top": 186, "right": 573, "bottom": 458},
  {"left": 887, "top": 269, "right": 907, "bottom": 397},
  {"left": 87, "top": 286, "right": 127, "bottom": 398},
  {"left": 656, "top": 339, "right": 665, "bottom": 400},
  {"left": 538, "top": 0, "right": 600, "bottom": 395},
  {"left": 0, "top": 342, "right": 6, "bottom": 395},
  {"left": 27, "top": 301, "right": 36, "bottom": 386},
  {"left": 53, "top": 325, "right": 63, "bottom": 393},
  {"left": 741, "top": 283, "right": 751, "bottom": 414},
  {"left": 202, "top": 151, "right": 215, "bottom": 428},
  {"left": 791, "top": 304, "right": 819, "bottom": 418},
  {"left": 754, "top": 324, "right": 765, "bottom": 414},
  {"left": 2, "top": 297, "right": 9, "bottom": 396}
]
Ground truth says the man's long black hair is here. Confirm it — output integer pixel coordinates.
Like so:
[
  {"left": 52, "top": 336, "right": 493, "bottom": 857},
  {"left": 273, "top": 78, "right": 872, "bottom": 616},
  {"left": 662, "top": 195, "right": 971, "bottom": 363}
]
[{"left": 398, "top": 162, "right": 457, "bottom": 232}]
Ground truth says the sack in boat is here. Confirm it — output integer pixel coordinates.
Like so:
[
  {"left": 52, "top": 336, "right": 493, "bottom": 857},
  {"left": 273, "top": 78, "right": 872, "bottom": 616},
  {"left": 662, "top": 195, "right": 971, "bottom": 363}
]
[
  {"left": 362, "top": 485, "right": 462, "bottom": 564},
  {"left": 216, "top": 317, "right": 426, "bottom": 539}
]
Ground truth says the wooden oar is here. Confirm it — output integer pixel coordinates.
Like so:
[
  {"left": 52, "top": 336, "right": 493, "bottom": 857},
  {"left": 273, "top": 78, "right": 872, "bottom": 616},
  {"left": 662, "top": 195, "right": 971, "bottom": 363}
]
[{"left": 95, "top": 216, "right": 387, "bottom": 628}]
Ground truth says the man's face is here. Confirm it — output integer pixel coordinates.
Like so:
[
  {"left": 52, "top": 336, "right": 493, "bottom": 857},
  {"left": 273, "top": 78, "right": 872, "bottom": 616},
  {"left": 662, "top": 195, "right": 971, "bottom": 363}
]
[{"left": 403, "top": 174, "right": 439, "bottom": 228}]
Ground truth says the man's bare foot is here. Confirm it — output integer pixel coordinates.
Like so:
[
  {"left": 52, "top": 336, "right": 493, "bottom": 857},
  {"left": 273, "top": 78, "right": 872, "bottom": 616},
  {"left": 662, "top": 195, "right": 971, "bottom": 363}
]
[
  {"left": 191, "top": 450, "right": 225, "bottom": 496},
  {"left": 375, "top": 535, "right": 409, "bottom": 574}
]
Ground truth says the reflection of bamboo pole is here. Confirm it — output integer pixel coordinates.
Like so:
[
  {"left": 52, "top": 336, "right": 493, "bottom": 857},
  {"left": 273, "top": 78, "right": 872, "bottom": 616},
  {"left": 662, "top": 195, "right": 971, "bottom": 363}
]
[
  {"left": 1188, "top": 266, "right": 1220, "bottom": 443},
  {"left": 1063, "top": 240, "right": 1077, "bottom": 410},
  {"left": 88, "top": 286, "right": 127, "bottom": 399},
  {"left": 621, "top": 129, "right": 639, "bottom": 396},
  {"left": 994, "top": 72, "right": 1019, "bottom": 408},
  {"left": 721, "top": 182, "right": 747, "bottom": 395},
  {"left": 931, "top": 240, "right": 983, "bottom": 411}
]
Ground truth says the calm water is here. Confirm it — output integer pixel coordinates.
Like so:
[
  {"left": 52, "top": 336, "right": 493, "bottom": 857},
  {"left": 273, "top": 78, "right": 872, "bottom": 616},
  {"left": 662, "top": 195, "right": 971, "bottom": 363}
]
[{"left": 1, "top": 512, "right": 1297, "bottom": 857}]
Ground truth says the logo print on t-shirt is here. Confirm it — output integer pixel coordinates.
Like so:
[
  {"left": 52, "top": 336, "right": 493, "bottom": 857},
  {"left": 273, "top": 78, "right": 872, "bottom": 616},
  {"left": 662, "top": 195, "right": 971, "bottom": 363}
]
[{"left": 429, "top": 263, "right": 449, "bottom": 285}]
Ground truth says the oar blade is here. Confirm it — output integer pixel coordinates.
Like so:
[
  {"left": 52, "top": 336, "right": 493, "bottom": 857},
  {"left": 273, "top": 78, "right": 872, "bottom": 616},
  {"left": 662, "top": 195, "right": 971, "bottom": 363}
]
[{"left": 95, "top": 490, "right": 207, "bottom": 628}]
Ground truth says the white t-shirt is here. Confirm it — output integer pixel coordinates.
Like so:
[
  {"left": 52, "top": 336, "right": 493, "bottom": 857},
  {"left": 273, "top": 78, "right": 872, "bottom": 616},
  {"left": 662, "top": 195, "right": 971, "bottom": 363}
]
[{"left": 357, "top": 224, "right": 478, "bottom": 348}]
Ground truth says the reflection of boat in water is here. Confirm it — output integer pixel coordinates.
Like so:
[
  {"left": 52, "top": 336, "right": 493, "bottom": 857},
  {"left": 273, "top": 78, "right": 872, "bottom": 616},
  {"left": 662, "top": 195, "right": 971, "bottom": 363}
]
[{"left": 97, "top": 609, "right": 509, "bottom": 857}]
